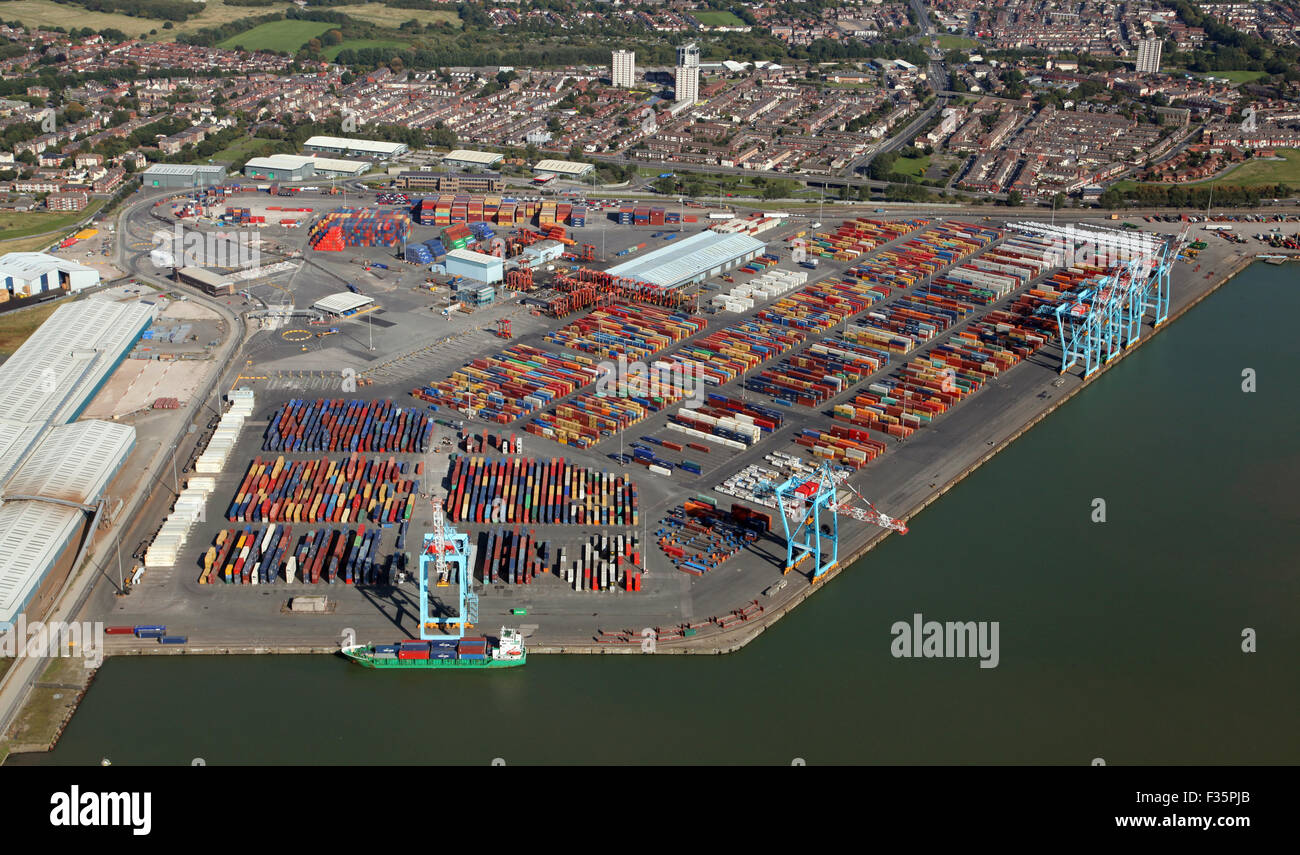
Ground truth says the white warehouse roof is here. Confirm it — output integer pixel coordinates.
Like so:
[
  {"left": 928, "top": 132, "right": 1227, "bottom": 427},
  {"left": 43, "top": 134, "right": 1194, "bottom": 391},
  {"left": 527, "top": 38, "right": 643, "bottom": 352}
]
[
  {"left": 605, "top": 230, "right": 765, "bottom": 288},
  {"left": 304, "top": 135, "right": 408, "bottom": 156},
  {"left": 245, "top": 154, "right": 370, "bottom": 176},
  {"left": 533, "top": 159, "right": 595, "bottom": 176},
  {"left": 313, "top": 292, "right": 375, "bottom": 315},
  {"left": 0, "top": 420, "right": 135, "bottom": 628},
  {"left": 0, "top": 252, "right": 99, "bottom": 292},
  {"left": 445, "top": 248, "right": 502, "bottom": 266},
  {"left": 0, "top": 298, "right": 151, "bottom": 485},
  {"left": 443, "top": 149, "right": 503, "bottom": 166}
]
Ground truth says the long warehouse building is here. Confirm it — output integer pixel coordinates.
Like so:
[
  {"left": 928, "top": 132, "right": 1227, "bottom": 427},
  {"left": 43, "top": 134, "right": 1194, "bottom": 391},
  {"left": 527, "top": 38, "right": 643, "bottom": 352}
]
[
  {"left": 604, "top": 230, "right": 765, "bottom": 290},
  {"left": 303, "top": 135, "right": 408, "bottom": 160},
  {"left": 0, "top": 421, "right": 135, "bottom": 631},
  {"left": 0, "top": 299, "right": 152, "bottom": 629}
]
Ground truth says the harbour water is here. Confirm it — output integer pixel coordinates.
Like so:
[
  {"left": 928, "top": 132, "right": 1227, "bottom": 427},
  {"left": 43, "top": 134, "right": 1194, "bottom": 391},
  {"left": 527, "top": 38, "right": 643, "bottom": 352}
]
[{"left": 14, "top": 263, "right": 1299, "bottom": 765}]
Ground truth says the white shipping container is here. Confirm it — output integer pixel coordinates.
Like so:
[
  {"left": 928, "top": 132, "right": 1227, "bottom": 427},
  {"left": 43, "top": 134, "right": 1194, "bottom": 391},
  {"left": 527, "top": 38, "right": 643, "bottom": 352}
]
[{"left": 648, "top": 464, "right": 672, "bottom": 477}]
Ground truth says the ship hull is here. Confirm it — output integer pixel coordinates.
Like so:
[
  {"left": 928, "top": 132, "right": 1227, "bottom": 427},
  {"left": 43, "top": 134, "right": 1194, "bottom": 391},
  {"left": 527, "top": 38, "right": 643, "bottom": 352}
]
[{"left": 341, "top": 645, "right": 526, "bottom": 669}]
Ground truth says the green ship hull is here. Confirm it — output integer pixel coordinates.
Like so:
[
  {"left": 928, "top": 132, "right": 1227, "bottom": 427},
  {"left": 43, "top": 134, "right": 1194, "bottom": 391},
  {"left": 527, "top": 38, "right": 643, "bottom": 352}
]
[{"left": 341, "top": 644, "right": 526, "bottom": 669}]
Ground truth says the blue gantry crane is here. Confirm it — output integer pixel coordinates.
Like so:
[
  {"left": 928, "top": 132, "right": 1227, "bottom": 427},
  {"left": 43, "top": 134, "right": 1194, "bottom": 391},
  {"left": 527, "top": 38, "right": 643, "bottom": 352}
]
[
  {"left": 1017, "top": 223, "right": 1181, "bottom": 378},
  {"left": 757, "top": 461, "right": 908, "bottom": 582},
  {"left": 418, "top": 497, "right": 478, "bottom": 640}
]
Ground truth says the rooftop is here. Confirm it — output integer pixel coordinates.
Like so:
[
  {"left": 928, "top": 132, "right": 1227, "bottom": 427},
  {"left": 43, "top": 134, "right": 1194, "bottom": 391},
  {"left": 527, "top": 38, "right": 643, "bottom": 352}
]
[
  {"left": 0, "top": 298, "right": 151, "bottom": 484},
  {"left": 446, "top": 248, "right": 504, "bottom": 266},
  {"left": 605, "top": 230, "right": 765, "bottom": 288},
  {"left": 244, "top": 154, "right": 371, "bottom": 173},
  {"left": 313, "top": 292, "right": 375, "bottom": 315},
  {"left": 140, "top": 163, "right": 227, "bottom": 176},
  {"left": 442, "top": 149, "right": 504, "bottom": 165},
  {"left": 304, "top": 135, "right": 408, "bottom": 155},
  {"left": 177, "top": 266, "right": 235, "bottom": 290},
  {"left": 533, "top": 159, "right": 595, "bottom": 176},
  {"left": 0, "top": 420, "right": 135, "bottom": 627},
  {"left": 0, "top": 251, "right": 97, "bottom": 281}
]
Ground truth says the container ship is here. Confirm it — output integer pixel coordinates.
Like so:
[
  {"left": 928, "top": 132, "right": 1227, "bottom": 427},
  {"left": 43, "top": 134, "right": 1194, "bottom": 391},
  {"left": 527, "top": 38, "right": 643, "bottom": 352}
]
[{"left": 341, "top": 628, "right": 526, "bottom": 669}]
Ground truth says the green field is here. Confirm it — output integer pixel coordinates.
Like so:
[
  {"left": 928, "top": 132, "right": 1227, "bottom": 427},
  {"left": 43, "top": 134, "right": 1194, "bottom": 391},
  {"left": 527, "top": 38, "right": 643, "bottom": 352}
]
[
  {"left": 936, "top": 34, "right": 978, "bottom": 50},
  {"left": 691, "top": 10, "right": 745, "bottom": 27},
  {"left": 325, "top": 38, "right": 408, "bottom": 59},
  {"left": 217, "top": 19, "right": 334, "bottom": 52},
  {"left": 333, "top": 4, "right": 461, "bottom": 28},
  {"left": 891, "top": 155, "right": 931, "bottom": 178},
  {"left": 0, "top": 301, "right": 62, "bottom": 356},
  {"left": 0, "top": 0, "right": 293, "bottom": 41},
  {"left": 1198, "top": 149, "right": 1300, "bottom": 187},
  {"left": 208, "top": 135, "right": 281, "bottom": 166},
  {"left": 0, "top": 202, "right": 104, "bottom": 243}
]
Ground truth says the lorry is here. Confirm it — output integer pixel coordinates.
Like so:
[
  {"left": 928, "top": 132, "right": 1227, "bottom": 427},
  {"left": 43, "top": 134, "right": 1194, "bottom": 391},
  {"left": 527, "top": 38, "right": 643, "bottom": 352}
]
[{"left": 799, "top": 259, "right": 819, "bottom": 270}]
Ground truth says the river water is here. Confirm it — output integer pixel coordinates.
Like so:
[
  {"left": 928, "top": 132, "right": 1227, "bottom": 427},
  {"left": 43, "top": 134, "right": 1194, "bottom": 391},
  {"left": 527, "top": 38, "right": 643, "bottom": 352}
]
[{"left": 15, "top": 263, "right": 1299, "bottom": 765}]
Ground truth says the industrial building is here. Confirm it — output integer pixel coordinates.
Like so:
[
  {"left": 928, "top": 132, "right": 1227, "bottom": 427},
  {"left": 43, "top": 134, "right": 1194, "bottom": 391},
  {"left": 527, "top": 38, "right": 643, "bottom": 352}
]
[
  {"left": 441, "top": 150, "right": 504, "bottom": 170},
  {"left": 176, "top": 266, "right": 236, "bottom": 296},
  {"left": 396, "top": 172, "right": 504, "bottom": 194},
  {"left": 0, "top": 299, "right": 152, "bottom": 628},
  {"left": 140, "top": 163, "right": 227, "bottom": 189},
  {"left": 0, "top": 251, "right": 100, "bottom": 300},
  {"left": 243, "top": 154, "right": 370, "bottom": 181},
  {"left": 612, "top": 50, "right": 636, "bottom": 88},
  {"left": 521, "top": 240, "right": 564, "bottom": 268},
  {"left": 0, "top": 299, "right": 152, "bottom": 481},
  {"left": 532, "top": 159, "right": 595, "bottom": 180},
  {"left": 313, "top": 292, "right": 376, "bottom": 318},
  {"left": 605, "top": 230, "right": 765, "bottom": 289},
  {"left": 0, "top": 421, "right": 135, "bottom": 630},
  {"left": 445, "top": 248, "right": 504, "bottom": 284},
  {"left": 303, "top": 135, "right": 408, "bottom": 160}
]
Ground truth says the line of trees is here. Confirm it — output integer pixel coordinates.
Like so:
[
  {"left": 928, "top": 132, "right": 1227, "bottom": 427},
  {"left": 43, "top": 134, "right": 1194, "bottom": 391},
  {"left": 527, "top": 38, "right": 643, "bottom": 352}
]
[
  {"left": 1099, "top": 182, "right": 1292, "bottom": 209},
  {"left": 50, "top": 0, "right": 201, "bottom": 22}
]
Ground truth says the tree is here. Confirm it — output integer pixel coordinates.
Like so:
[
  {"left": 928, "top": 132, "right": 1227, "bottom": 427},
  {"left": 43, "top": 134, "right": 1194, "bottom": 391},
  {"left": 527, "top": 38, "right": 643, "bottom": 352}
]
[
  {"left": 1006, "top": 190, "right": 1024, "bottom": 206},
  {"left": 762, "top": 179, "right": 795, "bottom": 200},
  {"left": 867, "top": 151, "right": 898, "bottom": 180},
  {"left": 1097, "top": 187, "right": 1124, "bottom": 209}
]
